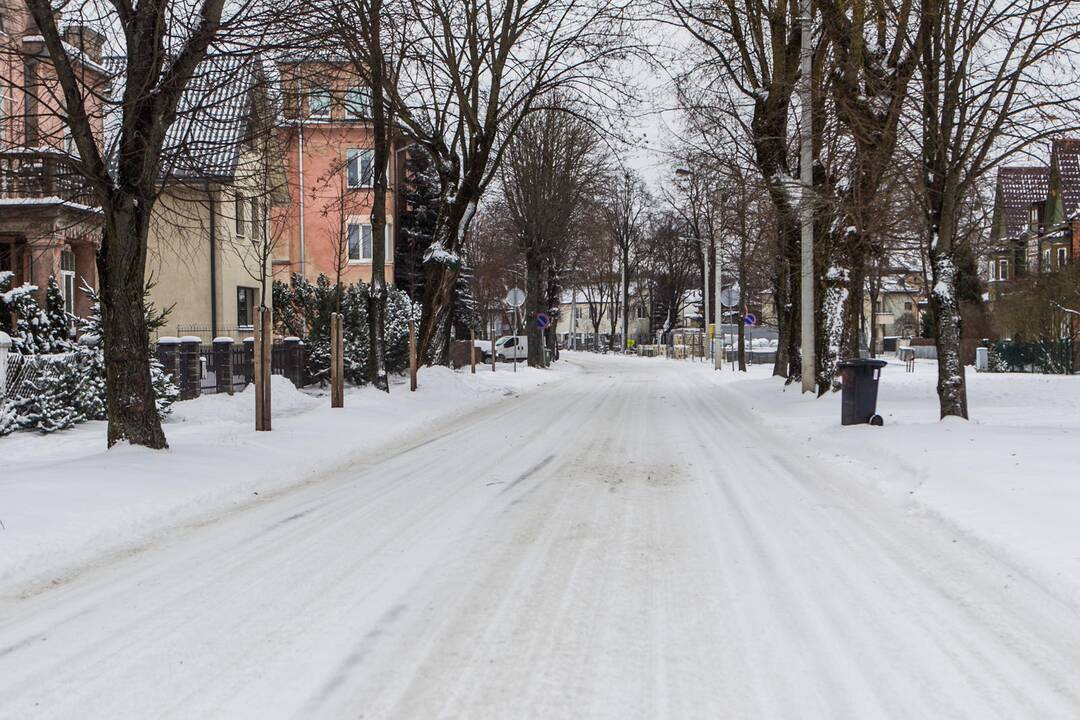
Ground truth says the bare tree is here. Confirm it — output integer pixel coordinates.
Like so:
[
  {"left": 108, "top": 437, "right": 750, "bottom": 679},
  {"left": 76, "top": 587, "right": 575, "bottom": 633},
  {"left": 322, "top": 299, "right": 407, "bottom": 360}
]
[
  {"left": 665, "top": 0, "right": 816, "bottom": 380},
  {"left": 360, "top": 0, "right": 631, "bottom": 362},
  {"left": 14, "top": 0, "right": 278, "bottom": 448},
  {"left": 500, "top": 101, "right": 606, "bottom": 366},
  {"left": 603, "top": 170, "right": 649, "bottom": 350},
  {"left": 815, "top": 0, "right": 925, "bottom": 375},
  {"left": 917, "top": 0, "right": 1080, "bottom": 418},
  {"left": 639, "top": 211, "right": 698, "bottom": 342}
]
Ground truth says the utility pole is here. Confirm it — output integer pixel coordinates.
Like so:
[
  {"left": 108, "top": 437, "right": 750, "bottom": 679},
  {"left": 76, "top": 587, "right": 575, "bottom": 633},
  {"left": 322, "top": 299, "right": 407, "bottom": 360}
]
[
  {"left": 714, "top": 233, "right": 722, "bottom": 370},
  {"left": 798, "top": 0, "right": 816, "bottom": 393},
  {"left": 702, "top": 240, "right": 710, "bottom": 359},
  {"left": 570, "top": 289, "right": 578, "bottom": 350}
]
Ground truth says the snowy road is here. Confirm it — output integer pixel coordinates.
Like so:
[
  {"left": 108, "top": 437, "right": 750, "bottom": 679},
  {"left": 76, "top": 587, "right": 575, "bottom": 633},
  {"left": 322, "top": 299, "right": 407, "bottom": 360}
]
[{"left": 1, "top": 353, "right": 1078, "bottom": 719}]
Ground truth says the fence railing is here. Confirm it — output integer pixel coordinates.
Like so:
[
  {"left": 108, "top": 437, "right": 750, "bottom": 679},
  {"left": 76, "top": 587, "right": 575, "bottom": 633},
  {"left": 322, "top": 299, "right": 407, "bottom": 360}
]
[
  {"left": 155, "top": 336, "right": 306, "bottom": 399},
  {"left": 989, "top": 338, "right": 1075, "bottom": 374},
  {"left": 0, "top": 150, "right": 97, "bottom": 206}
]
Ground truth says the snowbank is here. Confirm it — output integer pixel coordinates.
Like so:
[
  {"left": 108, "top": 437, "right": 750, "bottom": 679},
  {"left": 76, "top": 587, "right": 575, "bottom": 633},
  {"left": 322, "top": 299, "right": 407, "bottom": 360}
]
[{"left": 0, "top": 363, "right": 573, "bottom": 595}]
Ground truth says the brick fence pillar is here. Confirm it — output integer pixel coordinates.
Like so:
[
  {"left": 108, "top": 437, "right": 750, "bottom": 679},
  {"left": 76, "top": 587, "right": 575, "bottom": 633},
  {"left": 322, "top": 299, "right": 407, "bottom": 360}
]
[
  {"left": 242, "top": 337, "right": 255, "bottom": 386},
  {"left": 283, "top": 336, "right": 302, "bottom": 388},
  {"left": 213, "top": 337, "right": 234, "bottom": 395},
  {"left": 178, "top": 336, "right": 202, "bottom": 400},
  {"left": 157, "top": 336, "right": 181, "bottom": 389}
]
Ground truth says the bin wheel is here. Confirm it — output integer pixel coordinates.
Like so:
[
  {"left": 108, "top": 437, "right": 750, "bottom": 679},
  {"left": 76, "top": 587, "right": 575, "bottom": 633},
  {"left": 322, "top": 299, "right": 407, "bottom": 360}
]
[{"left": 869, "top": 414, "right": 884, "bottom": 427}]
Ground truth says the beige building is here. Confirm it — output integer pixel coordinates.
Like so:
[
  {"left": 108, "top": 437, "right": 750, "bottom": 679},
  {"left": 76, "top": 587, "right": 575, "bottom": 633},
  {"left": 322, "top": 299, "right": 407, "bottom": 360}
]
[{"left": 118, "top": 55, "right": 288, "bottom": 342}]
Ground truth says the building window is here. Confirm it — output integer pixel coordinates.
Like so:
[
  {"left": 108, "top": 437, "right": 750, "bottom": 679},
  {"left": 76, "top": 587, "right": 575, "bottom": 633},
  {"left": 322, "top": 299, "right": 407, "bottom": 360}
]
[
  {"left": 344, "top": 87, "right": 370, "bottom": 118},
  {"left": 347, "top": 222, "right": 391, "bottom": 263},
  {"left": 347, "top": 149, "right": 374, "bottom": 188},
  {"left": 237, "top": 287, "right": 257, "bottom": 328},
  {"left": 235, "top": 193, "right": 246, "bottom": 236},
  {"left": 1057, "top": 247, "right": 1068, "bottom": 267},
  {"left": 250, "top": 197, "right": 260, "bottom": 241},
  {"left": 874, "top": 299, "right": 884, "bottom": 313},
  {"left": 904, "top": 301, "right": 913, "bottom": 311},
  {"left": 1030, "top": 204, "right": 1040, "bottom": 230},
  {"left": 988, "top": 259, "right": 997, "bottom": 280},
  {"left": 308, "top": 88, "right": 331, "bottom": 119},
  {"left": 60, "top": 250, "right": 75, "bottom": 315},
  {"left": 635, "top": 303, "right": 647, "bottom": 319},
  {"left": 999, "top": 259, "right": 1009, "bottom": 281},
  {"left": 1043, "top": 249, "right": 1051, "bottom": 272}
]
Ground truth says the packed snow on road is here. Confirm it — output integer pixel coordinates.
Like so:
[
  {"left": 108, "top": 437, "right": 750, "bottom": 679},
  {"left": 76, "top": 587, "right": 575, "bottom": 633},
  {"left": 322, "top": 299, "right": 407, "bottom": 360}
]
[{"left": 1, "top": 353, "right": 1079, "bottom": 719}]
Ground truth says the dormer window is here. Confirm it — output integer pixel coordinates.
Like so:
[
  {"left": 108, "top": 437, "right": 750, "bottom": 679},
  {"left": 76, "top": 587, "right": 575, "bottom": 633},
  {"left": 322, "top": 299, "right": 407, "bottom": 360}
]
[{"left": 1029, "top": 204, "right": 1040, "bottom": 230}]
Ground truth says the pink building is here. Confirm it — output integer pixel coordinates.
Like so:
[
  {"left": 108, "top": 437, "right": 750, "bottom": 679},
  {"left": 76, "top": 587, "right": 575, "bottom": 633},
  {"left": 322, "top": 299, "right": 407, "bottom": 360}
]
[
  {"left": 0, "top": 3, "right": 107, "bottom": 318},
  {"left": 273, "top": 59, "right": 400, "bottom": 286}
]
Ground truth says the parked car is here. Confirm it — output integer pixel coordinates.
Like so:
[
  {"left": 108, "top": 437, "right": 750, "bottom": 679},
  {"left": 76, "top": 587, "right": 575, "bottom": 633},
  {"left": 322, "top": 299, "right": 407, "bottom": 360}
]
[{"left": 480, "top": 335, "right": 528, "bottom": 362}]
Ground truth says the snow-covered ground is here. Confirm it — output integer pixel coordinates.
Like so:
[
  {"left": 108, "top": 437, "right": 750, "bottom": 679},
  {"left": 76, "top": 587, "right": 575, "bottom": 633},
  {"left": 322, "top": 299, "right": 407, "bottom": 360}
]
[
  {"left": 1, "top": 352, "right": 1078, "bottom": 719},
  {"left": 0, "top": 363, "right": 571, "bottom": 595},
  {"left": 677, "top": 353, "right": 1080, "bottom": 611}
]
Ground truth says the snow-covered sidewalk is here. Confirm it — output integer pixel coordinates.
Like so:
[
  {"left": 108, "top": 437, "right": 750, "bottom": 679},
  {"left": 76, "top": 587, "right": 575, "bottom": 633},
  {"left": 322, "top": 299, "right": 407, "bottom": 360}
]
[
  {"left": 654, "top": 353, "right": 1080, "bottom": 609},
  {"left": 0, "top": 363, "right": 573, "bottom": 595}
]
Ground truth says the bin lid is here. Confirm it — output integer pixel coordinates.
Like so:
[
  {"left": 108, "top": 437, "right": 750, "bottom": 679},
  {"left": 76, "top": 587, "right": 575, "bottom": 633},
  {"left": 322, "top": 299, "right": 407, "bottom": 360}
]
[{"left": 837, "top": 358, "right": 888, "bottom": 369}]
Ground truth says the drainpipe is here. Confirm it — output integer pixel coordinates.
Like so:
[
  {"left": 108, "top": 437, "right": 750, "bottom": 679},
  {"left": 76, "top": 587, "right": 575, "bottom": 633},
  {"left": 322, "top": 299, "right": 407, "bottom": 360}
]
[
  {"left": 206, "top": 182, "right": 218, "bottom": 339},
  {"left": 297, "top": 101, "right": 306, "bottom": 281}
]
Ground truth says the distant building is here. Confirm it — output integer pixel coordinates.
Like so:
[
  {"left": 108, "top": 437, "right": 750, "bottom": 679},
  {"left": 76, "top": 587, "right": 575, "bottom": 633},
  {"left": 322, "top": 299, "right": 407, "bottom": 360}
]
[{"left": 985, "top": 138, "right": 1080, "bottom": 298}]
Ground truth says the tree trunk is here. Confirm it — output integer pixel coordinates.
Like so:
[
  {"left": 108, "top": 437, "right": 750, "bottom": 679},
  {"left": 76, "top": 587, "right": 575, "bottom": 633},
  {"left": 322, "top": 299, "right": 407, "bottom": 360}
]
[
  {"left": 737, "top": 266, "right": 747, "bottom": 372},
  {"left": 525, "top": 250, "right": 544, "bottom": 367},
  {"left": 365, "top": 0, "right": 390, "bottom": 392},
  {"left": 99, "top": 202, "right": 167, "bottom": 449},
  {"left": 930, "top": 244, "right": 968, "bottom": 418}
]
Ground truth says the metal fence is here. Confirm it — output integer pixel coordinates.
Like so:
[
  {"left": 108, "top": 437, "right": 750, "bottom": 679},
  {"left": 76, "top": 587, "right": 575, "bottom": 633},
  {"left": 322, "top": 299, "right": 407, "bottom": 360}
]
[
  {"left": 156, "top": 338, "right": 306, "bottom": 399},
  {"left": 989, "top": 339, "right": 1075, "bottom": 374}
]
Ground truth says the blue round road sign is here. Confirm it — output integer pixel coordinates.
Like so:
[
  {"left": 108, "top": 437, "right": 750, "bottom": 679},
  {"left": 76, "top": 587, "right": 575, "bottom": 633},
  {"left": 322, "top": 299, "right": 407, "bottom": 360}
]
[
  {"left": 744, "top": 313, "right": 757, "bottom": 327},
  {"left": 536, "top": 312, "right": 551, "bottom": 329}
]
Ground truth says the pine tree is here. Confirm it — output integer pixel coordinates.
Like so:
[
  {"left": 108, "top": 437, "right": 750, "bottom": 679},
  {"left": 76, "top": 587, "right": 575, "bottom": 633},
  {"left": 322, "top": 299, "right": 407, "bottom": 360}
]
[
  {"left": 2, "top": 282, "right": 51, "bottom": 354},
  {"left": 43, "top": 276, "right": 75, "bottom": 353},
  {"left": 451, "top": 263, "right": 481, "bottom": 339},
  {"left": 396, "top": 147, "right": 440, "bottom": 301},
  {"left": 16, "top": 357, "right": 80, "bottom": 433}
]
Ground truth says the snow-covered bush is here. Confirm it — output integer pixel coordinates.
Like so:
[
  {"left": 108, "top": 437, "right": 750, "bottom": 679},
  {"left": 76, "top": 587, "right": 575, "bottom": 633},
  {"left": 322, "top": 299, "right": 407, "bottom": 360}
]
[
  {"left": 273, "top": 274, "right": 420, "bottom": 385},
  {"left": 0, "top": 282, "right": 179, "bottom": 437},
  {"left": 0, "top": 273, "right": 73, "bottom": 354}
]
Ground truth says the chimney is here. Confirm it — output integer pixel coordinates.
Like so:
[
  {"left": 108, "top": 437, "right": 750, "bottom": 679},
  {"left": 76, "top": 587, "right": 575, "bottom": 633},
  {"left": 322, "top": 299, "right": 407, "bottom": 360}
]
[{"left": 62, "top": 25, "right": 105, "bottom": 64}]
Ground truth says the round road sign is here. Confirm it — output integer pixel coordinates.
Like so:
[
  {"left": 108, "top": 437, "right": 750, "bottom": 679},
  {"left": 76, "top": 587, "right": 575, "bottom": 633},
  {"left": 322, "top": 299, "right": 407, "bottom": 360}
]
[{"left": 505, "top": 288, "right": 526, "bottom": 308}]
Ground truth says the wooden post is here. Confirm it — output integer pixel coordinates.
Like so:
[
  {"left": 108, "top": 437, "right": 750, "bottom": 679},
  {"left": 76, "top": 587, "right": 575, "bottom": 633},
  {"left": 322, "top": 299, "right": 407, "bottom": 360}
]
[
  {"left": 255, "top": 306, "right": 272, "bottom": 431},
  {"left": 330, "top": 312, "right": 344, "bottom": 407},
  {"left": 408, "top": 319, "right": 417, "bottom": 392},
  {"left": 469, "top": 329, "right": 476, "bottom": 374},
  {"left": 491, "top": 334, "right": 497, "bottom": 372}
]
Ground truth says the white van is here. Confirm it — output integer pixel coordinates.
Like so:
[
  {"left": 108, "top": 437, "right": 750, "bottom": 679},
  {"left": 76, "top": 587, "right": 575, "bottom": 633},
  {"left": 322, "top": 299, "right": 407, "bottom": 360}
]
[{"left": 480, "top": 335, "right": 528, "bottom": 362}]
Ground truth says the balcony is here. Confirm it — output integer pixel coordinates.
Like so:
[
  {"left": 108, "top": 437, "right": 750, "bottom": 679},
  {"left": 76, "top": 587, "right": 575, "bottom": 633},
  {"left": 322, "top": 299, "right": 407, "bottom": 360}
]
[{"left": 0, "top": 149, "right": 99, "bottom": 208}]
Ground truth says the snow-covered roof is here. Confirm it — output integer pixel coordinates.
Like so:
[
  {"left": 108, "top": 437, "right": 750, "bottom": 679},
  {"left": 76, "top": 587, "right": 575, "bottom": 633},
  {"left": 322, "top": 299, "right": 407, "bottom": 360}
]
[
  {"left": 104, "top": 53, "right": 261, "bottom": 181},
  {"left": 1051, "top": 138, "right": 1080, "bottom": 219},
  {"left": 997, "top": 166, "right": 1049, "bottom": 239}
]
